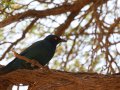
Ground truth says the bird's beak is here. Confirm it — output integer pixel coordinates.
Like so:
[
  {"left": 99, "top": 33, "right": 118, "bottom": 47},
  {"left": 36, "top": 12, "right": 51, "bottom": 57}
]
[{"left": 60, "top": 38, "right": 67, "bottom": 42}]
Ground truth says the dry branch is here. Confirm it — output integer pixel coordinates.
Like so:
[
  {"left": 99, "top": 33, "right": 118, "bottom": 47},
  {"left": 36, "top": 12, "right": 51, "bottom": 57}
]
[
  {"left": 0, "top": 68, "right": 120, "bottom": 90},
  {"left": 11, "top": 49, "right": 43, "bottom": 68},
  {"left": 0, "top": 0, "right": 108, "bottom": 28},
  {"left": 0, "top": 50, "right": 120, "bottom": 90},
  {"left": 0, "top": 18, "right": 38, "bottom": 61}
]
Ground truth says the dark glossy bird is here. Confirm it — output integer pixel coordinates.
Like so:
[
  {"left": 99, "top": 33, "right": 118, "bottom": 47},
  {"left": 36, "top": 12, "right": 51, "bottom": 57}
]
[{"left": 0, "top": 35, "right": 66, "bottom": 74}]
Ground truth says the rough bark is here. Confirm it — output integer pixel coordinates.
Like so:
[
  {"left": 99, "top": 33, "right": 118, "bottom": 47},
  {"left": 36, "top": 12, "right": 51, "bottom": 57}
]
[
  {"left": 0, "top": 69, "right": 120, "bottom": 90},
  {"left": 1, "top": 51, "right": 120, "bottom": 90}
]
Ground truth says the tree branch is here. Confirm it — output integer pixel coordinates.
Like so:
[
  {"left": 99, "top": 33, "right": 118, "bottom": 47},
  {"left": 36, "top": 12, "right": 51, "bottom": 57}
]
[
  {"left": 11, "top": 49, "right": 43, "bottom": 68},
  {"left": 0, "top": 18, "right": 38, "bottom": 61},
  {"left": 0, "top": 0, "right": 108, "bottom": 28},
  {"left": 55, "top": 10, "right": 80, "bottom": 36}
]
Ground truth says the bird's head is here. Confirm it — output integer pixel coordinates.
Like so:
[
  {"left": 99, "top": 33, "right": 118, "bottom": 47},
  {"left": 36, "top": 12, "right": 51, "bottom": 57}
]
[{"left": 44, "top": 35, "right": 66, "bottom": 46}]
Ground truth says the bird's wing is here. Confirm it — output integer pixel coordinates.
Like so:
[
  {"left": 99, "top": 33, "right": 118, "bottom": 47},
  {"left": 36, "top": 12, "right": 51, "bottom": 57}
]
[{"left": 20, "top": 41, "right": 42, "bottom": 56}]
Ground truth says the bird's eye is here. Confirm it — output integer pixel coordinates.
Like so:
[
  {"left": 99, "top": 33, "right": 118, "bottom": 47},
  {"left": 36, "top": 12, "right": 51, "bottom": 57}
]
[{"left": 54, "top": 37, "right": 58, "bottom": 40}]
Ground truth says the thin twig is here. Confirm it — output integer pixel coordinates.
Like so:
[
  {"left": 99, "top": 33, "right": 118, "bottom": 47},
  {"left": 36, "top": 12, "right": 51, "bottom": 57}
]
[{"left": 11, "top": 49, "right": 43, "bottom": 68}]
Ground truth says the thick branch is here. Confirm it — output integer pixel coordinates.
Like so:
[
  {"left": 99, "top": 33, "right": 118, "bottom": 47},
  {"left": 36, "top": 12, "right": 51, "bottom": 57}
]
[
  {"left": 0, "top": 68, "right": 120, "bottom": 90},
  {"left": 55, "top": 10, "right": 80, "bottom": 36}
]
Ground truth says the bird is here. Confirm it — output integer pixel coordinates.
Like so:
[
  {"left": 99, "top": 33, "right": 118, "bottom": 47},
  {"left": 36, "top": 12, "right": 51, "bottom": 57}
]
[{"left": 0, "top": 35, "right": 66, "bottom": 74}]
